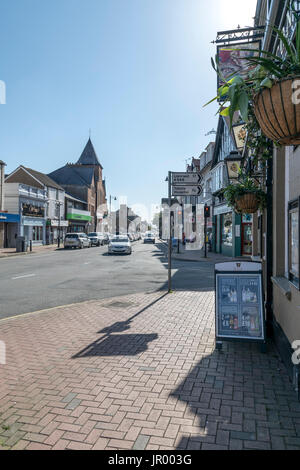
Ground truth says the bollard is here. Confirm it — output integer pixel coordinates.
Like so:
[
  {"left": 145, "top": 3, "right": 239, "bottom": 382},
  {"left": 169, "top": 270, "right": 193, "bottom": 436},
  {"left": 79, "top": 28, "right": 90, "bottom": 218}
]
[{"left": 30, "top": 240, "right": 32, "bottom": 252}]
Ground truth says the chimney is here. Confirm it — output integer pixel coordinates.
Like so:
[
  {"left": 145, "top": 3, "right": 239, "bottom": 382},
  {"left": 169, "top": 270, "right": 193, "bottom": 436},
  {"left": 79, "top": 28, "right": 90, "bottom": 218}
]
[{"left": 0, "top": 160, "right": 6, "bottom": 212}]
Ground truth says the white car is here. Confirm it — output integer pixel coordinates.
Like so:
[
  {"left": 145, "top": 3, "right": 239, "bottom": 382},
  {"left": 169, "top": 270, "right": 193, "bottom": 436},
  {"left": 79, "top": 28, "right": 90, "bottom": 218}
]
[
  {"left": 108, "top": 235, "right": 132, "bottom": 255},
  {"left": 143, "top": 232, "right": 155, "bottom": 244},
  {"left": 64, "top": 233, "right": 91, "bottom": 249}
]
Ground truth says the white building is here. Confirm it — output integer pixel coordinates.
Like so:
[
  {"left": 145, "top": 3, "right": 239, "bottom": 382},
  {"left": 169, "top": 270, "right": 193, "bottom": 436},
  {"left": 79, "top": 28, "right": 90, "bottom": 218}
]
[{"left": 5, "top": 166, "right": 68, "bottom": 246}]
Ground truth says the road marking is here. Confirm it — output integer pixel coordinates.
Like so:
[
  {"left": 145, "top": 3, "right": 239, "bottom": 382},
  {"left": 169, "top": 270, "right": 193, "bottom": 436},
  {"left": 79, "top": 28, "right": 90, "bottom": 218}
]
[{"left": 11, "top": 273, "right": 36, "bottom": 280}]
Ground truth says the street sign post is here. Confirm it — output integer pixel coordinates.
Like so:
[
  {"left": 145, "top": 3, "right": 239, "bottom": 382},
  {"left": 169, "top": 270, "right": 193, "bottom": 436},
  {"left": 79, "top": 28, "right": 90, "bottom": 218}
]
[
  {"left": 171, "top": 172, "right": 202, "bottom": 185},
  {"left": 166, "top": 170, "right": 204, "bottom": 293},
  {"left": 172, "top": 185, "right": 203, "bottom": 196},
  {"left": 168, "top": 172, "right": 172, "bottom": 293}
]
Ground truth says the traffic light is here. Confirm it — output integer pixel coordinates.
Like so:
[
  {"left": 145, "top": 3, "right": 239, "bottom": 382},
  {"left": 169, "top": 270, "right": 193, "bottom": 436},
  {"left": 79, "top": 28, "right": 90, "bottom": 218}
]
[{"left": 204, "top": 205, "right": 210, "bottom": 218}]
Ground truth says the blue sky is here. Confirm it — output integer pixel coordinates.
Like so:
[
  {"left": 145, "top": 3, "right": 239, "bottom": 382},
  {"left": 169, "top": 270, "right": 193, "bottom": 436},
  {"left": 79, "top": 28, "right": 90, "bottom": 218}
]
[{"left": 0, "top": 0, "right": 257, "bottom": 217}]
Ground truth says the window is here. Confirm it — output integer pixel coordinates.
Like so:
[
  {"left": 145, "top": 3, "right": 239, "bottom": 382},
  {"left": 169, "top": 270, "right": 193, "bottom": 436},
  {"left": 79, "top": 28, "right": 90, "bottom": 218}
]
[
  {"left": 32, "top": 226, "right": 43, "bottom": 241},
  {"left": 288, "top": 199, "right": 300, "bottom": 288}
]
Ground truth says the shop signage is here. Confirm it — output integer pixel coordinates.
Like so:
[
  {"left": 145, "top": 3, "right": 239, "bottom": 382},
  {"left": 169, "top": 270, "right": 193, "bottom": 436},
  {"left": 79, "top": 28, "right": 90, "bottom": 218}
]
[
  {"left": 50, "top": 220, "right": 69, "bottom": 227},
  {"left": 0, "top": 213, "right": 20, "bottom": 223},
  {"left": 215, "top": 262, "right": 266, "bottom": 349},
  {"left": 23, "top": 218, "right": 44, "bottom": 226},
  {"left": 66, "top": 208, "right": 92, "bottom": 222},
  {"left": 213, "top": 204, "right": 231, "bottom": 216},
  {"left": 22, "top": 203, "right": 44, "bottom": 218}
]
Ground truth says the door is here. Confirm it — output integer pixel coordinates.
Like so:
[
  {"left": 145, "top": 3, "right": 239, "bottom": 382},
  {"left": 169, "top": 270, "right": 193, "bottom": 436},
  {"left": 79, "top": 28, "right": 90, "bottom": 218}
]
[{"left": 242, "top": 223, "right": 252, "bottom": 256}]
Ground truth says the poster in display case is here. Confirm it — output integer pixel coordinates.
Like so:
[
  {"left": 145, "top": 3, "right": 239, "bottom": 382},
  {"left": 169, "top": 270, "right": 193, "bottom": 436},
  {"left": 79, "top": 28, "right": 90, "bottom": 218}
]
[{"left": 215, "top": 262, "right": 266, "bottom": 349}]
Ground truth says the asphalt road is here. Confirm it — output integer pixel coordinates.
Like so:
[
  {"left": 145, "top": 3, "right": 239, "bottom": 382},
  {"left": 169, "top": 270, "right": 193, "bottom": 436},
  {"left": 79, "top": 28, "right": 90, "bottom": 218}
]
[{"left": 0, "top": 241, "right": 215, "bottom": 319}]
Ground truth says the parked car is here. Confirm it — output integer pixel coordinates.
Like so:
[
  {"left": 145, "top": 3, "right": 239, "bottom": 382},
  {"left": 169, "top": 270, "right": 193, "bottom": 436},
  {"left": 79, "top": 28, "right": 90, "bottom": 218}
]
[
  {"left": 126, "top": 233, "right": 135, "bottom": 242},
  {"left": 108, "top": 235, "right": 132, "bottom": 255},
  {"left": 88, "top": 232, "right": 109, "bottom": 246},
  {"left": 143, "top": 232, "right": 155, "bottom": 244},
  {"left": 64, "top": 233, "right": 91, "bottom": 249}
]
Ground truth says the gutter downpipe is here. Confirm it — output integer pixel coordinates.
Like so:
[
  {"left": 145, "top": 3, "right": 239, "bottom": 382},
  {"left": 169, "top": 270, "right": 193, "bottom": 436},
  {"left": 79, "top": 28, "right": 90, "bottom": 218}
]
[{"left": 266, "top": 143, "right": 273, "bottom": 338}]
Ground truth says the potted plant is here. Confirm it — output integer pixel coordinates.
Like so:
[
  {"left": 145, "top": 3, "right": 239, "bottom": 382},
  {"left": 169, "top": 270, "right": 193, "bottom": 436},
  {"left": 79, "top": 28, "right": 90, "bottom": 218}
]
[
  {"left": 223, "top": 175, "right": 267, "bottom": 214},
  {"left": 205, "top": 2, "right": 300, "bottom": 146}
]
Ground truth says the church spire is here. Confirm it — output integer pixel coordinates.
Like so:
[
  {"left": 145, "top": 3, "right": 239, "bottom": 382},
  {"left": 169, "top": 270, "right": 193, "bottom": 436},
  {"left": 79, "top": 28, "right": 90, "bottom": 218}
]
[{"left": 76, "top": 138, "right": 103, "bottom": 168}]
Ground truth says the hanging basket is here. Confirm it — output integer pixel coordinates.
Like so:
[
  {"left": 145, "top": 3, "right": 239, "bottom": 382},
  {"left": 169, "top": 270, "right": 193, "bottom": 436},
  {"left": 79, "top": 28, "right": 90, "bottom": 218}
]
[
  {"left": 253, "top": 76, "right": 300, "bottom": 145},
  {"left": 234, "top": 193, "right": 259, "bottom": 214}
]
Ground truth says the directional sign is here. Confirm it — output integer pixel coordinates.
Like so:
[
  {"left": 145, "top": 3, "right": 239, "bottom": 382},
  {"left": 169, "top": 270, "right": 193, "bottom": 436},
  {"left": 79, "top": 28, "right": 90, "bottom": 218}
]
[
  {"left": 171, "top": 172, "right": 202, "bottom": 185},
  {"left": 172, "top": 185, "right": 203, "bottom": 196}
]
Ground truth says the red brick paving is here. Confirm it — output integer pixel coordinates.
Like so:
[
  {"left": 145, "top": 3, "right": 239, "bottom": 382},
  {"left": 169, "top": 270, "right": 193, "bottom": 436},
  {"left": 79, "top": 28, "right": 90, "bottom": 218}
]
[{"left": 0, "top": 290, "right": 300, "bottom": 450}]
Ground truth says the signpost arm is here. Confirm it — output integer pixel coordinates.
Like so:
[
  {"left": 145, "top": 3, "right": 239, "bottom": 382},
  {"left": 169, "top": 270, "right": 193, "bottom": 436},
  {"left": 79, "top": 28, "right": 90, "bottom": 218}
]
[{"left": 168, "top": 171, "right": 172, "bottom": 293}]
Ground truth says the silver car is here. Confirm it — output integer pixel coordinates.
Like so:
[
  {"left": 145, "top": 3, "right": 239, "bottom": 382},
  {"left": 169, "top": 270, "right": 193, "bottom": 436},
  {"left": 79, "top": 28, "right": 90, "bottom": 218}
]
[
  {"left": 108, "top": 235, "right": 132, "bottom": 255},
  {"left": 64, "top": 233, "right": 91, "bottom": 249},
  {"left": 88, "top": 232, "right": 109, "bottom": 246}
]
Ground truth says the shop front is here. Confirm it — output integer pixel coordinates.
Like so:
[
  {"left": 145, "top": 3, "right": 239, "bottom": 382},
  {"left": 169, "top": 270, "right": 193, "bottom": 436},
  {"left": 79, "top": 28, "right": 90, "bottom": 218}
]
[
  {"left": 66, "top": 208, "right": 92, "bottom": 233},
  {"left": 213, "top": 203, "right": 242, "bottom": 257},
  {"left": 0, "top": 212, "right": 20, "bottom": 248},
  {"left": 22, "top": 217, "right": 46, "bottom": 246},
  {"left": 46, "top": 219, "right": 69, "bottom": 245},
  {"left": 19, "top": 200, "right": 46, "bottom": 245}
]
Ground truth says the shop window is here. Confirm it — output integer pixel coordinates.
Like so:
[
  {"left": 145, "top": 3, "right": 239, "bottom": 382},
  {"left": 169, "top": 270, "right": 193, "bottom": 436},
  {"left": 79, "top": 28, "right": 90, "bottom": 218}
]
[
  {"left": 288, "top": 199, "right": 300, "bottom": 288},
  {"left": 222, "top": 213, "right": 233, "bottom": 247},
  {"left": 32, "top": 226, "right": 43, "bottom": 242}
]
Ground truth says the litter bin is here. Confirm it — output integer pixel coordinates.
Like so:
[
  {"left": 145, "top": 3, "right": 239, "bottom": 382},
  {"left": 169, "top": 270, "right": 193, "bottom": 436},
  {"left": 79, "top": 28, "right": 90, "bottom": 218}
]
[{"left": 16, "top": 236, "right": 28, "bottom": 252}]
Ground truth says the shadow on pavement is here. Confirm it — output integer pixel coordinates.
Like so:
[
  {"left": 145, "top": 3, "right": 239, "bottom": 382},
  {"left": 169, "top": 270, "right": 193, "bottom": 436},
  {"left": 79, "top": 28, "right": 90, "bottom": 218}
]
[
  {"left": 73, "top": 333, "right": 158, "bottom": 357},
  {"left": 169, "top": 340, "right": 298, "bottom": 450},
  {"left": 154, "top": 242, "right": 215, "bottom": 293},
  {"left": 72, "top": 292, "right": 168, "bottom": 358}
]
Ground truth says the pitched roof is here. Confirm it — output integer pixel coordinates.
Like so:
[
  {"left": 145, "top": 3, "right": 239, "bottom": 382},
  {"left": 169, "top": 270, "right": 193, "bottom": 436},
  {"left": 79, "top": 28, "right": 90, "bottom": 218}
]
[
  {"left": 5, "top": 167, "right": 44, "bottom": 189},
  {"left": 48, "top": 165, "right": 95, "bottom": 187},
  {"left": 24, "top": 167, "right": 64, "bottom": 190},
  {"left": 76, "top": 138, "right": 103, "bottom": 168}
]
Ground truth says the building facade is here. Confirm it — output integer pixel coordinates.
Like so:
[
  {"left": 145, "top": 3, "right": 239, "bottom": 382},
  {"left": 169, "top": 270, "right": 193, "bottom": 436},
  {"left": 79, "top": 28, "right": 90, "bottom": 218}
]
[
  {"left": 48, "top": 138, "right": 107, "bottom": 233},
  {"left": 4, "top": 181, "right": 47, "bottom": 247},
  {"left": 5, "top": 166, "right": 68, "bottom": 246},
  {"left": 65, "top": 193, "right": 92, "bottom": 233},
  {"left": 253, "top": 0, "right": 300, "bottom": 392}
]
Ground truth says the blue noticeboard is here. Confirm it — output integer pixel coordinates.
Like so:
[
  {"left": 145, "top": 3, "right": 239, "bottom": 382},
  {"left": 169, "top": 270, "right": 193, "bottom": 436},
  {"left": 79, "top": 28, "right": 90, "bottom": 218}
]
[{"left": 215, "top": 262, "right": 266, "bottom": 348}]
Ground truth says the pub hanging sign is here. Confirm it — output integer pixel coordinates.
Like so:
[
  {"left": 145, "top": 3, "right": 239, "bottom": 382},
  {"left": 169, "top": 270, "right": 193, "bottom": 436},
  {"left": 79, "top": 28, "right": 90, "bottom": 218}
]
[{"left": 215, "top": 261, "right": 266, "bottom": 350}]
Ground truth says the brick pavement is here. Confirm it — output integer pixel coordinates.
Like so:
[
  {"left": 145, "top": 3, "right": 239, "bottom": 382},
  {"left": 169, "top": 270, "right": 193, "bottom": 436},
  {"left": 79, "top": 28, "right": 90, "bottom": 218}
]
[{"left": 0, "top": 290, "right": 300, "bottom": 450}]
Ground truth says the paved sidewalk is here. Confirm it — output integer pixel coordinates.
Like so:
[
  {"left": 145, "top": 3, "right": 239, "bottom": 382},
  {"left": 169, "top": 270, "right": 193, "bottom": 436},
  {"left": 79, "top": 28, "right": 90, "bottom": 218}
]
[
  {"left": 172, "top": 248, "right": 238, "bottom": 263},
  {"left": 0, "top": 244, "right": 59, "bottom": 259},
  {"left": 161, "top": 241, "right": 246, "bottom": 264},
  {"left": 0, "top": 290, "right": 300, "bottom": 450}
]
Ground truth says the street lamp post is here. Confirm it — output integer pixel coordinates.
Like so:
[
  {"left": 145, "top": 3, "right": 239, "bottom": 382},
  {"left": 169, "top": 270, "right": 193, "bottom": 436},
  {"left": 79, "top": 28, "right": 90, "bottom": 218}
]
[{"left": 109, "top": 195, "right": 117, "bottom": 214}]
